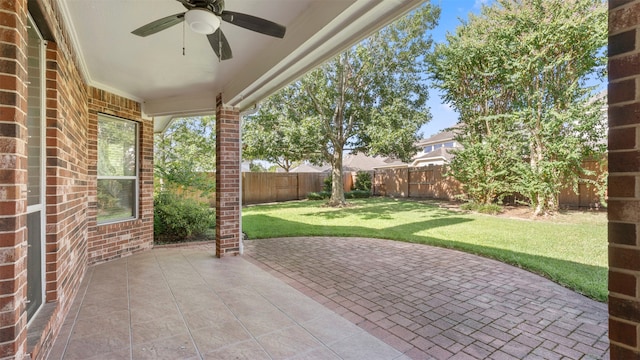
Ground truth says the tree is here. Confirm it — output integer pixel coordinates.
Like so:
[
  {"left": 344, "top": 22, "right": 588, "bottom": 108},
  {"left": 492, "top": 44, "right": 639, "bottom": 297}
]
[
  {"left": 430, "top": 0, "right": 607, "bottom": 215},
  {"left": 244, "top": 3, "right": 440, "bottom": 206},
  {"left": 243, "top": 91, "right": 323, "bottom": 172},
  {"left": 154, "top": 116, "right": 216, "bottom": 194}
]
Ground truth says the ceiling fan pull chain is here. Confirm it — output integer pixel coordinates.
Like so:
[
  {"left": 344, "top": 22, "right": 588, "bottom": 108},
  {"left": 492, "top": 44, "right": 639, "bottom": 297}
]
[{"left": 182, "top": 20, "right": 186, "bottom": 56}]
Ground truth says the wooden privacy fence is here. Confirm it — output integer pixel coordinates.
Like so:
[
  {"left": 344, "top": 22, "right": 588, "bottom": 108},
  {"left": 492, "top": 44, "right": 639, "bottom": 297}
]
[
  {"left": 373, "top": 161, "right": 606, "bottom": 208},
  {"left": 180, "top": 172, "right": 356, "bottom": 206}
]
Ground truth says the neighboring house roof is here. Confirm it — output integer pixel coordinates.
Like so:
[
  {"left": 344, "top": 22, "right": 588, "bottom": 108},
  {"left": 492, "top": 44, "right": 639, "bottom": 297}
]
[
  {"left": 288, "top": 153, "right": 402, "bottom": 172},
  {"left": 410, "top": 147, "right": 455, "bottom": 167},
  {"left": 342, "top": 153, "right": 401, "bottom": 172},
  {"left": 289, "top": 163, "right": 331, "bottom": 173},
  {"left": 415, "top": 125, "right": 461, "bottom": 148}
]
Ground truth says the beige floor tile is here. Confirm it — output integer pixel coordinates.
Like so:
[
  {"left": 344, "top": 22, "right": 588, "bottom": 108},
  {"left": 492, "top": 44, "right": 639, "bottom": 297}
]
[
  {"left": 301, "top": 313, "right": 362, "bottom": 345},
  {"left": 329, "top": 331, "right": 402, "bottom": 360},
  {"left": 190, "top": 319, "right": 253, "bottom": 354},
  {"left": 202, "top": 339, "right": 270, "bottom": 360},
  {"left": 182, "top": 307, "right": 238, "bottom": 330},
  {"left": 235, "top": 308, "right": 297, "bottom": 337},
  {"left": 257, "top": 325, "right": 324, "bottom": 360},
  {"left": 63, "top": 328, "right": 130, "bottom": 360},
  {"left": 131, "top": 313, "right": 189, "bottom": 344},
  {"left": 132, "top": 334, "right": 199, "bottom": 360}
]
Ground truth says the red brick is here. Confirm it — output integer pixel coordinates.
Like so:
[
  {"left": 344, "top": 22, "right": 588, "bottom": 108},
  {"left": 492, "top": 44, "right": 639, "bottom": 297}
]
[
  {"left": 611, "top": 2, "right": 640, "bottom": 34},
  {"left": 609, "top": 79, "right": 636, "bottom": 104},
  {"left": 611, "top": 53, "right": 640, "bottom": 80},
  {"left": 610, "top": 318, "right": 638, "bottom": 347},
  {"left": 610, "top": 29, "right": 637, "bottom": 56},
  {"left": 610, "top": 245, "right": 640, "bottom": 271},
  {"left": 610, "top": 222, "right": 638, "bottom": 245},
  {"left": 610, "top": 295, "right": 640, "bottom": 322},
  {"left": 608, "top": 200, "right": 640, "bottom": 222},
  {"left": 610, "top": 343, "right": 640, "bottom": 359},
  {"left": 610, "top": 270, "right": 638, "bottom": 296},
  {"left": 610, "top": 127, "right": 637, "bottom": 150},
  {"left": 609, "top": 176, "right": 636, "bottom": 197},
  {"left": 609, "top": 151, "right": 640, "bottom": 173}
]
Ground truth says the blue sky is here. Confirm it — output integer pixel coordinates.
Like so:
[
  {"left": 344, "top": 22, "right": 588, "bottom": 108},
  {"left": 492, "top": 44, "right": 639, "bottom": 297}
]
[{"left": 420, "top": 0, "right": 490, "bottom": 138}]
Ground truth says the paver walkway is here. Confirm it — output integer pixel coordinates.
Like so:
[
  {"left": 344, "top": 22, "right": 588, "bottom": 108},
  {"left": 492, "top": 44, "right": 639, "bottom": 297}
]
[{"left": 244, "top": 237, "right": 609, "bottom": 360}]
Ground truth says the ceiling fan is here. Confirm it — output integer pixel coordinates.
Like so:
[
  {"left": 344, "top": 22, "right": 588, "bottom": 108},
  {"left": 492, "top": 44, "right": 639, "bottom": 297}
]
[{"left": 131, "top": 0, "right": 286, "bottom": 61}]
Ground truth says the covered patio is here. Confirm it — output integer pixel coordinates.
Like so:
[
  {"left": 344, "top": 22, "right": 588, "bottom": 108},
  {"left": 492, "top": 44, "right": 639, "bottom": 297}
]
[
  {"left": 48, "top": 239, "right": 608, "bottom": 359},
  {"left": 1, "top": 0, "right": 640, "bottom": 359}
]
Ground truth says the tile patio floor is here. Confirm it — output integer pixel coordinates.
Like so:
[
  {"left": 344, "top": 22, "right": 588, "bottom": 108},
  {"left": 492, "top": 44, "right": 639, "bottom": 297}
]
[{"left": 48, "top": 237, "right": 609, "bottom": 359}]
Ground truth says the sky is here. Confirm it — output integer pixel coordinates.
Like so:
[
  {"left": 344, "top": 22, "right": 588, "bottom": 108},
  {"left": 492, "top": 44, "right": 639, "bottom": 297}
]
[{"left": 419, "top": 0, "right": 491, "bottom": 138}]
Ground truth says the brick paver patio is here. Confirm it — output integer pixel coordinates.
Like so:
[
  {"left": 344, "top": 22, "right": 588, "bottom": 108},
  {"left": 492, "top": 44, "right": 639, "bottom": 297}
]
[{"left": 244, "top": 237, "right": 609, "bottom": 360}]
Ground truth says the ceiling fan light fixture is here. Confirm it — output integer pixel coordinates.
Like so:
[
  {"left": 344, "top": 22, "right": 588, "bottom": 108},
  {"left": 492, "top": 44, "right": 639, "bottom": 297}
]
[{"left": 185, "top": 8, "right": 220, "bottom": 35}]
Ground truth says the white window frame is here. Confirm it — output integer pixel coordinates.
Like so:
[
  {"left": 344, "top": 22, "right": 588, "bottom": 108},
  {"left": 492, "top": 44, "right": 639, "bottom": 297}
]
[{"left": 97, "top": 114, "right": 139, "bottom": 225}]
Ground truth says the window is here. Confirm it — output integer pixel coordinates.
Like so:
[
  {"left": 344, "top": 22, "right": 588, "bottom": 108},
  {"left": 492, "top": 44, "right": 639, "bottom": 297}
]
[
  {"left": 434, "top": 143, "right": 443, "bottom": 150},
  {"left": 423, "top": 145, "right": 433, "bottom": 153},
  {"left": 97, "top": 115, "right": 138, "bottom": 223},
  {"left": 444, "top": 141, "right": 455, "bottom": 148}
]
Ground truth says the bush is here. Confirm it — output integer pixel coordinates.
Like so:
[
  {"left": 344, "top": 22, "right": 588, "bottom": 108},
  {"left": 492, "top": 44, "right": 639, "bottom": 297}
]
[
  {"left": 154, "top": 192, "right": 215, "bottom": 241},
  {"left": 460, "top": 202, "right": 503, "bottom": 215},
  {"left": 345, "top": 190, "right": 371, "bottom": 199},
  {"left": 307, "top": 191, "right": 331, "bottom": 200},
  {"left": 323, "top": 175, "right": 332, "bottom": 193},
  {"left": 353, "top": 171, "right": 372, "bottom": 192}
]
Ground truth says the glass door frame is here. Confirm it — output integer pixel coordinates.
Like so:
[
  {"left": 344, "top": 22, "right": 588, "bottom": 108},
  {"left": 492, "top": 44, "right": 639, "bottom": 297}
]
[{"left": 26, "top": 14, "right": 47, "bottom": 324}]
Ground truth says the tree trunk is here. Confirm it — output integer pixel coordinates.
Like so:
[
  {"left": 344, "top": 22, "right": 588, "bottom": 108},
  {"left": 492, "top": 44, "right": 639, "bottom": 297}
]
[{"left": 328, "top": 152, "right": 345, "bottom": 206}]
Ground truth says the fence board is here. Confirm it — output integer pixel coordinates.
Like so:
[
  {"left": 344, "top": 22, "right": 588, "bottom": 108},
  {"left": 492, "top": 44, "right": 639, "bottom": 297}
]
[{"left": 373, "top": 161, "right": 606, "bottom": 208}]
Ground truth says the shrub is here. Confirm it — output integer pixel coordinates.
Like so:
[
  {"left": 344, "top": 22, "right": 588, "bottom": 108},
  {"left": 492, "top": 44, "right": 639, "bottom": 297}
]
[
  {"left": 460, "top": 201, "right": 503, "bottom": 215},
  {"left": 353, "top": 171, "right": 372, "bottom": 192},
  {"left": 154, "top": 192, "right": 214, "bottom": 241},
  {"left": 345, "top": 190, "right": 371, "bottom": 199},
  {"left": 307, "top": 191, "right": 331, "bottom": 200},
  {"left": 322, "top": 175, "right": 332, "bottom": 193}
]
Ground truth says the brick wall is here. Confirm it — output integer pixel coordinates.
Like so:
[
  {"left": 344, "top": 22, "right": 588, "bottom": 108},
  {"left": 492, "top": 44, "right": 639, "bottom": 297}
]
[
  {"left": 0, "top": 1, "right": 154, "bottom": 359},
  {"left": 608, "top": 1, "right": 640, "bottom": 358},
  {"left": 0, "top": 0, "right": 29, "bottom": 358},
  {"left": 86, "top": 88, "right": 153, "bottom": 264},
  {"left": 215, "top": 94, "right": 240, "bottom": 257}
]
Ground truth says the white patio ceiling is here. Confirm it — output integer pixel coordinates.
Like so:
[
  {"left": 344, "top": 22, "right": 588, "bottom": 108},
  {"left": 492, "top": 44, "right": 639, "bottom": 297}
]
[{"left": 58, "top": 0, "right": 425, "bottom": 132}]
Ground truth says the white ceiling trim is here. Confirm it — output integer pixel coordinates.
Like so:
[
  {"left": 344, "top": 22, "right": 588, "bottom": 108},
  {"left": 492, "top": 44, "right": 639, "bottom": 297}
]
[{"left": 228, "top": 0, "right": 425, "bottom": 110}]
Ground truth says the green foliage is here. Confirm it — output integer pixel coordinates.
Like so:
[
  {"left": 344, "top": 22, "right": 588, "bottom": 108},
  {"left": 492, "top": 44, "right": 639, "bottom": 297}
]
[
  {"left": 429, "top": 0, "right": 607, "bottom": 215},
  {"left": 322, "top": 175, "right": 332, "bottom": 193},
  {"left": 353, "top": 171, "right": 372, "bottom": 192},
  {"left": 249, "top": 161, "right": 268, "bottom": 172},
  {"left": 307, "top": 191, "right": 331, "bottom": 200},
  {"left": 460, "top": 202, "right": 503, "bottom": 215},
  {"left": 245, "top": 4, "right": 440, "bottom": 206},
  {"left": 154, "top": 192, "right": 214, "bottom": 240},
  {"left": 345, "top": 190, "right": 371, "bottom": 199},
  {"left": 154, "top": 116, "right": 216, "bottom": 194}
]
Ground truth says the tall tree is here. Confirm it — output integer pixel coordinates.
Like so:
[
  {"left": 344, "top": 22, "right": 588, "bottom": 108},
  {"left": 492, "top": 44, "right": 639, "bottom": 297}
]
[
  {"left": 243, "top": 88, "right": 323, "bottom": 172},
  {"left": 154, "top": 116, "right": 216, "bottom": 194},
  {"left": 430, "top": 0, "right": 607, "bottom": 215},
  {"left": 244, "top": 3, "right": 440, "bottom": 206}
]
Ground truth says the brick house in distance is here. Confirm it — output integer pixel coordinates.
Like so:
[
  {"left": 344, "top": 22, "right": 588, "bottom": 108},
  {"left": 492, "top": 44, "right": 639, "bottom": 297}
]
[{"left": 0, "top": 1, "right": 639, "bottom": 360}]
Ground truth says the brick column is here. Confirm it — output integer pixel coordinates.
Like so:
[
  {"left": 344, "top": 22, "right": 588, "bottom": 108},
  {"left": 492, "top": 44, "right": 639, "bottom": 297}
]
[
  {"left": 609, "top": 1, "right": 640, "bottom": 358},
  {"left": 0, "top": 0, "right": 29, "bottom": 358},
  {"left": 215, "top": 94, "right": 241, "bottom": 257}
]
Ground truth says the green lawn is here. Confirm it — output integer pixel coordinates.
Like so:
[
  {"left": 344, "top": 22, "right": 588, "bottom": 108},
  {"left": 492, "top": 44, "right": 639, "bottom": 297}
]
[{"left": 242, "top": 197, "right": 608, "bottom": 302}]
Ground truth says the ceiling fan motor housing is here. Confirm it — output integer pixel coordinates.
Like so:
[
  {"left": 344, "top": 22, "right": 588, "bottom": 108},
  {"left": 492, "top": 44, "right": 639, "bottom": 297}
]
[{"left": 185, "top": 8, "right": 220, "bottom": 34}]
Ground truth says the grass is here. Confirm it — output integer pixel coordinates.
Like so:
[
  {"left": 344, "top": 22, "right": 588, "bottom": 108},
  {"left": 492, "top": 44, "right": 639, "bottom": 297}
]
[{"left": 242, "top": 197, "right": 607, "bottom": 302}]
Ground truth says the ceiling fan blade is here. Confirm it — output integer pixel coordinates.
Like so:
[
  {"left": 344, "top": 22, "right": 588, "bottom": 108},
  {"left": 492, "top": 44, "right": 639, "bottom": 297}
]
[
  {"left": 207, "top": 28, "right": 233, "bottom": 60},
  {"left": 220, "top": 11, "right": 286, "bottom": 38},
  {"left": 132, "top": 13, "right": 185, "bottom": 37}
]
